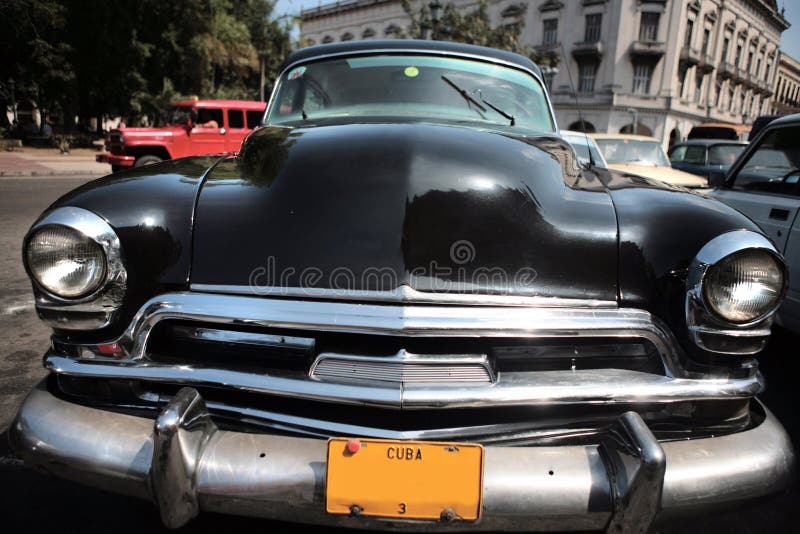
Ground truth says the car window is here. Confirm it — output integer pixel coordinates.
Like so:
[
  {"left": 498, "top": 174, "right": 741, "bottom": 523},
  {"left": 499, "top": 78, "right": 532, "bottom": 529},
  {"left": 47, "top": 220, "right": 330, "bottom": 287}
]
[
  {"left": 595, "top": 139, "right": 670, "bottom": 166},
  {"left": 562, "top": 135, "right": 606, "bottom": 168},
  {"left": 246, "top": 110, "right": 263, "bottom": 128},
  {"left": 708, "top": 144, "right": 745, "bottom": 166},
  {"left": 732, "top": 125, "right": 800, "bottom": 196},
  {"left": 683, "top": 146, "right": 706, "bottom": 165},
  {"left": 229, "top": 110, "right": 245, "bottom": 129},
  {"left": 669, "top": 146, "right": 687, "bottom": 163},
  {"left": 267, "top": 54, "right": 554, "bottom": 134},
  {"left": 196, "top": 108, "right": 223, "bottom": 128}
]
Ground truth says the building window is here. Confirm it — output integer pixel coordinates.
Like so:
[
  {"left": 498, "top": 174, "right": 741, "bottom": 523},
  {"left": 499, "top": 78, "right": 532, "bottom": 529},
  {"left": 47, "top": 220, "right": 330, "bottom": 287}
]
[
  {"left": 684, "top": 18, "right": 694, "bottom": 48},
  {"left": 584, "top": 14, "right": 602, "bottom": 43},
  {"left": 701, "top": 28, "right": 711, "bottom": 55},
  {"left": 721, "top": 36, "right": 730, "bottom": 62},
  {"left": 765, "top": 60, "right": 772, "bottom": 82},
  {"left": 695, "top": 70, "right": 704, "bottom": 102},
  {"left": 341, "top": 32, "right": 353, "bottom": 41},
  {"left": 728, "top": 86, "right": 735, "bottom": 111},
  {"left": 735, "top": 41, "right": 743, "bottom": 66},
  {"left": 678, "top": 65, "right": 689, "bottom": 98},
  {"left": 385, "top": 24, "right": 400, "bottom": 36},
  {"left": 639, "top": 12, "right": 660, "bottom": 42},
  {"left": 578, "top": 63, "right": 597, "bottom": 93},
  {"left": 715, "top": 80, "right": 723, "bottom": 107},
  {"left": 542, "top": 19, "right": 558, "bottom": 46},
  {"left": 362, "top": 28, "right": 375, "bottom": 39},
  {"left": 322, "top": 35, "right": 334, "bottom": 44},
  {"left": 747, "top": 48, "right": 754, "bottom": 72},
  {"left": 632, "top": 63, "right": 654, "bottom": 94}
]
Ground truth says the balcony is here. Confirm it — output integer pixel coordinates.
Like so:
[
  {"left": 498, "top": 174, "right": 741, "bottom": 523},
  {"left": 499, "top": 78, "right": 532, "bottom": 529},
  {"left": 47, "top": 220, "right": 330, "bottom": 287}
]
[
  {"left": 698, "top": 53, "right": 715, "bottom": 73},
  {"left": 736, "top": 67, "right": 749, "bottom": 82},
  {"left": 629, "top": 41, "right": 666, "bottom": 61},
  {"left": 679, "top": 46, "right": 701, "bottom": 66},
  {"left": 717, "top": 62, "right": 736, "bottom": 80},
  {"left": 571, "top": 41, "right": 604, "bottom": 61}
]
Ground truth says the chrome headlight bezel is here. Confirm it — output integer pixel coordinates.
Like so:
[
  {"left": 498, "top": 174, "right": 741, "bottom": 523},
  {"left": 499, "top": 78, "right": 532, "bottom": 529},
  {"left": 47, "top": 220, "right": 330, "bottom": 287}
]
[
  {"left": 686, "top": 230, "right": 787, "bottom": 354},
  {"left": 23, "top": 207, "right": 127, "bottom": 329}
]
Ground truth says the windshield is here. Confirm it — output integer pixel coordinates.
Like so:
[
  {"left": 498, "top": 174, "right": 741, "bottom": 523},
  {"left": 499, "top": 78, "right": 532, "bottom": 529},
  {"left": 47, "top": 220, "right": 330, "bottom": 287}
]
[
  {"left": 267, "top": 54, "right": 554, "bottom": 134},
  {"left": 595, "top": 138, "right": 670, "bottom": 166},
  {"left": 169, "top": 106, "right": 193, "bottom": 125}
]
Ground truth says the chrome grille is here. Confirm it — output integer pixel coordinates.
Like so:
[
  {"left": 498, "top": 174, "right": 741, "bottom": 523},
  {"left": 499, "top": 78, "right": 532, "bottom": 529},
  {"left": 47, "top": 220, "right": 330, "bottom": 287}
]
[{"left": 310, "top": 350, "right": 494, "bottom": 384}]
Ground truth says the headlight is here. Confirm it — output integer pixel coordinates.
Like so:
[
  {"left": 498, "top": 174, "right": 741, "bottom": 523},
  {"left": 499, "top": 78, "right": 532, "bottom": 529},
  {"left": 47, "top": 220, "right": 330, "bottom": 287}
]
[
  {"left": 26, "top": 225, "right": 107, "bottom": 298},
  {"left": 703, "top": 249, "right": 784, "bottom": 324}
]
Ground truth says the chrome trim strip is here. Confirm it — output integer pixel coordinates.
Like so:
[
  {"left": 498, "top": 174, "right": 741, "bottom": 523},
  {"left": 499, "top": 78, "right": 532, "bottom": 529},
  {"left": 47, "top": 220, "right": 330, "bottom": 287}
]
[
  {"left": 190, "top": 283, "right": 617, "bottom": 308},
  {"left": 101, "top": 293, "right": 680, "bottom": 377},
  {"left": 169, "top": 325, "right": 315, "bottom": 352},
  {"left": 45, "top": 356, "right": 761, "bottom": 409},
  {"left": 25, "top": 206, "right": 128, "bottom": 329},
  {"left": 10, "top": 385, "right": 795, "bottom": 531},
  {"left": 309, "top": 350, "right": 495, "bottom": 384}
]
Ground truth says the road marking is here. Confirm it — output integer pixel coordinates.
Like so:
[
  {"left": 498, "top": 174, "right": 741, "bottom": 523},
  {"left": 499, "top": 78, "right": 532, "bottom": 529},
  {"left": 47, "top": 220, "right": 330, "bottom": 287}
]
[{"left": 2, "top": 298, "right": 34, "bottom": 316}]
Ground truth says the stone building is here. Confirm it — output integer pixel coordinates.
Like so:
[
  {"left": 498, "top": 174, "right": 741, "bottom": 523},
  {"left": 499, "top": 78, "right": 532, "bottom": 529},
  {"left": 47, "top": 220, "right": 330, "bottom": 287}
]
[
  {"left": 300, "top": 0, "right": 790, "bottom": 146},
  {"left": 770, "top": 51, "right": 800, "bottom": 114}
]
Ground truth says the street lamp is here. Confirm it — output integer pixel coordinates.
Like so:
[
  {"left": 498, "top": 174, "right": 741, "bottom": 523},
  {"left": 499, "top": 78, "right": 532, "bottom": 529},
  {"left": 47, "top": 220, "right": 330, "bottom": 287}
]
[{"left": 422, "top": 1, "right": 444, "bottom": 40}]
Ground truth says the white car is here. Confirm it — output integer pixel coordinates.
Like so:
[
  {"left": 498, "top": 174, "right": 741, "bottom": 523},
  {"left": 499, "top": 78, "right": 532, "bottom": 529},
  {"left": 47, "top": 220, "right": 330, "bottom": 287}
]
[{"left": 560, "top": 130, "right": 608, "bottom": 168}]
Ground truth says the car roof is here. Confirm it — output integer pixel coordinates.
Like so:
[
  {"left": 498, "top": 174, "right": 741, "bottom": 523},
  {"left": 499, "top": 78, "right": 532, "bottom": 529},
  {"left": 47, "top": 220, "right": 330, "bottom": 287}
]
[
  {"left": 761, "top": 112, "right": 800, "bottom": 128},
  {"left": 671, "top": 139, "right": 747, "bottom": 147},
  {"left": 589, "top": 133, "right": 658, "bottom": 142},
  {"left": 172, "top": 100, "right": 267, "bottom": 110},
  {"left": 690, "top": 122, "right": 751, "bottom": 134},
  {"left": 281, "top": 40, "right": 543, "bottom": 80}
]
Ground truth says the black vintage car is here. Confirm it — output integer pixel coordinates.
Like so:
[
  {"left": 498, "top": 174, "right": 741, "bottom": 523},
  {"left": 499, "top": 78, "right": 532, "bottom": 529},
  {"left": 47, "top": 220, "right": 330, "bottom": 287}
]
[{"left": 10, "top": 41, "right": 795, "bottom": 532}]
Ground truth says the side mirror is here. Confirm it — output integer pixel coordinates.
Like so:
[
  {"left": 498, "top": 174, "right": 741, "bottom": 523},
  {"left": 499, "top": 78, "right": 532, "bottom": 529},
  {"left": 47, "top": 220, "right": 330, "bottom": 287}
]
[{"left": 707, "top": 170, "right": 727, "bottom": 188}]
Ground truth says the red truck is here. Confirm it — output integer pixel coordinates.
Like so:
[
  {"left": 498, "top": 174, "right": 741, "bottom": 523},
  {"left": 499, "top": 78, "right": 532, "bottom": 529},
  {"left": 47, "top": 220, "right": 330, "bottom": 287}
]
[{"left": 96, "top": 100, "right": 267, "bottom": 171}]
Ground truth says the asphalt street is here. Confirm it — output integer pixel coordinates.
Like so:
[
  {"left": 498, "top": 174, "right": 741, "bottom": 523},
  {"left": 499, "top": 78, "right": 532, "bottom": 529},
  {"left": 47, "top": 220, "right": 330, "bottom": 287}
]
[{"left": 0, "top": 175, "right": 797, "bottom": 533}]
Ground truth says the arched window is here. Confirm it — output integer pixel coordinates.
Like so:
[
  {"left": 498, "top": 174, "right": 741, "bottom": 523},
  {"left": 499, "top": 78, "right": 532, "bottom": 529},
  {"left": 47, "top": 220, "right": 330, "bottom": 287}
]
[
  {"left": 385, "top": 24, "right": 400, "bottom": 36},
  {"left": 362, "top": 28, "right": 376, "bottom": 39},
  {"left": 322, "top": 35, "right": 334, "bottom": 44},
  {"left": 341, "top": 32, "right": 354, "bottom": 41},
  {"left": 619, "top": 123, "right": 653, "bottom": 136},
  {"left": 567, "top": 120, "right": 596, "bottom": 133},
  {"left": 668, "top": 127, "right": 681, "bottom": 147}
]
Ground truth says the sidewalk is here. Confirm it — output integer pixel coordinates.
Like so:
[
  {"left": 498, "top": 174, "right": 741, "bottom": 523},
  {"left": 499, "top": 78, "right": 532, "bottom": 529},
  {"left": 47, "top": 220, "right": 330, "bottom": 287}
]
[{"left": 0, "top": 148, "right": 110, "bottom": 177}]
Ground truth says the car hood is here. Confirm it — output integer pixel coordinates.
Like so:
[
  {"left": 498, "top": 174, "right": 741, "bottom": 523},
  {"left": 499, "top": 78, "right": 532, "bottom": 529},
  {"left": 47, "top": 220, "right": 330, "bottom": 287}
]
[
  {"left": 606, "top": 163, "right": 707, "bottom": 187},
  {"left": 190, "top": 122, "right": 619, "bottom": 302}
]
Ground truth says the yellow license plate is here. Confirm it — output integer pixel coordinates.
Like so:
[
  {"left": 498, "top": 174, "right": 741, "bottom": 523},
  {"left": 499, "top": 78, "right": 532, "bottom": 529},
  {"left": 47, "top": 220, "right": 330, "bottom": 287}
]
[{"left": 326, "top": 438, "right": 483, "bottom": 521}]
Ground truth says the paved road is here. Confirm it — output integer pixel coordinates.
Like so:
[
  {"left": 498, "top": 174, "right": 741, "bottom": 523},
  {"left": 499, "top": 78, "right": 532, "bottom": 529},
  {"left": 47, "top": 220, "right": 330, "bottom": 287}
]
[{"left": 0, "top": 175, "right": 796, "bottom": 532}]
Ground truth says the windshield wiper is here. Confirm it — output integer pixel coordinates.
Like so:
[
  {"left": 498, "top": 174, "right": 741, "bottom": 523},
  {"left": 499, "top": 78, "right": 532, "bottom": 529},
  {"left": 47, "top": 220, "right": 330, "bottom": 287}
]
[
  {"left": 441, "top": 75, "right": 487, "bottom": 119},
  {"left": 479, "top": 96, "right": 515, "bottom": 126}
]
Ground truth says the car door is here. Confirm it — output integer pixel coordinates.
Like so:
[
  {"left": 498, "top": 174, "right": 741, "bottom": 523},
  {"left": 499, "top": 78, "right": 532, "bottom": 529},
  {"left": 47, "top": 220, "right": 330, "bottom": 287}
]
[
  {"left": 190, "top": 107, "right": 227, "bottom": 154},
  {"left": 708, "top": 124, "right": 800, "bottom": 328},
  {"left": 226, "top": 109, "right": 249, "bottom": 153}
]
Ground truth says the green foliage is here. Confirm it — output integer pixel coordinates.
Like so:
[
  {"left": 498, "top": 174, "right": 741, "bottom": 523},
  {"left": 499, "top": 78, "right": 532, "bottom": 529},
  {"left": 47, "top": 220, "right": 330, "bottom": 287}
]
[
  {"left": 399, "top": 1, "right": 559, "bottom": 68},
  {"left": 0, "top": 0, "right": 291, "bottom": 129}
]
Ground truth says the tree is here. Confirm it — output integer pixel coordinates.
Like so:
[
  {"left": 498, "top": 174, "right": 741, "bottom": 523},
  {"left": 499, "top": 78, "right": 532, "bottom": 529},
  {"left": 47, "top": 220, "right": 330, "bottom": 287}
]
[{"left": 399, "top": 1, "right": 559, "bottom": 70}]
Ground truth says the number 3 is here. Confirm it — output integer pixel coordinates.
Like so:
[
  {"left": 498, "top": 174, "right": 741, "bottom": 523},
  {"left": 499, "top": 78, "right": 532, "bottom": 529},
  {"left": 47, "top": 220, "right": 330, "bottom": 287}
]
[{"left": 398, "top": 503, "right": 406, "bottom": 514}]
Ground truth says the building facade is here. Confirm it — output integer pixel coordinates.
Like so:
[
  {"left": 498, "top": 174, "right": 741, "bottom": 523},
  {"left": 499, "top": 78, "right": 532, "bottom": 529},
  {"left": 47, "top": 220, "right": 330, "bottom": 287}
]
[
  {"left": 300, "top": 0, "right": 790, "bottom": 146},
  {"left": 770, "top": 51, "right": 800, "bottom": 114}
]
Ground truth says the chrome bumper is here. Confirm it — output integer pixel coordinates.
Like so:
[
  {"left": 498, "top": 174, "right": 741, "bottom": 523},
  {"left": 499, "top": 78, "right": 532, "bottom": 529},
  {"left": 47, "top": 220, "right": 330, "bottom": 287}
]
[{"left": 9, "top": 383, "right": 795, "bottom": 532}]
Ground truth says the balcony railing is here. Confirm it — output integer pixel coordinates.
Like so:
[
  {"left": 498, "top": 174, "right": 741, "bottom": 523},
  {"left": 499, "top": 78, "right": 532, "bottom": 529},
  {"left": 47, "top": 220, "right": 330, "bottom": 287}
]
[
  {"left": 698, "top": 53, "right": 715, "bottom": 73},
  {"left": 717, "top": 62, "right": 736, "bottom": 79},
  {"left": 679, "top": 47, "right": 701, "bottom": 66},
  {"left": 572, "top": 41, "right": 604, "bottom": 60},
  {"left": 630, "top": 41, "right": 666, "bottom": 60}
]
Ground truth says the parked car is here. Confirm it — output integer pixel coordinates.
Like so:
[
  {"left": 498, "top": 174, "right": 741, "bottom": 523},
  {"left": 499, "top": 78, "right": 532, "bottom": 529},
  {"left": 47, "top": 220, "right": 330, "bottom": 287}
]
[
  {"left": 688, "top": 122, "right": 751, "bottom": 142},
  {"left": 11, "top": 40, "right": 794, "bottom": 532},
  {"left": 560, "top": 129, "right": 607, "bottom": 168},
  {"left": 706, "top": 113, "right": 800, "bottom": 332},
  {"left": 749, "top": 114, "right": 782, "bottom": 140},
  {"left": 591, "top": 133, "right": 708, "bottom": 187},
  {"left": 96, "top": 99, "right": 267, "bottom": 171},
  {"left": 668, "top": 139, "right": 746, "bottom": 178}
]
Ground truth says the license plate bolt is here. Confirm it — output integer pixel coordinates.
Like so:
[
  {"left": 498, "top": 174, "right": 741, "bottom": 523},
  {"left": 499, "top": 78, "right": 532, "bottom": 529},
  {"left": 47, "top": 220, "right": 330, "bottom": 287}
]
[
  {"left": 440, "top": 508, "right": 457, "bottom": 522},
  {"left": 349, "top": 504, "right": 363, "bottom": 516}
]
